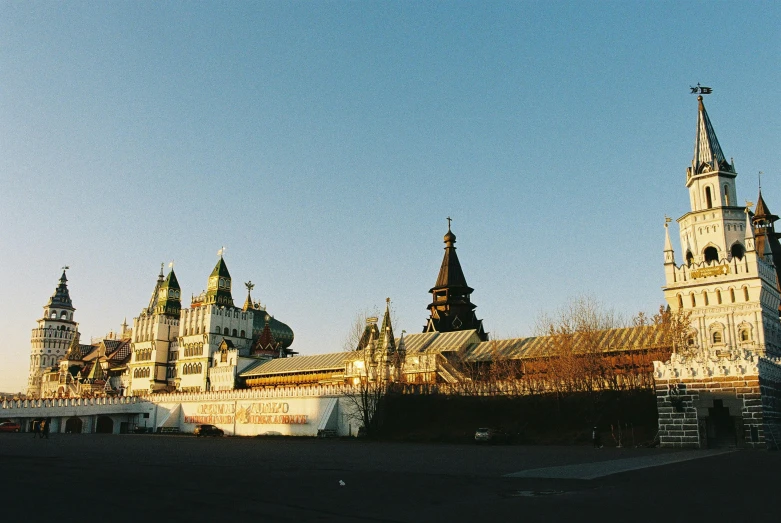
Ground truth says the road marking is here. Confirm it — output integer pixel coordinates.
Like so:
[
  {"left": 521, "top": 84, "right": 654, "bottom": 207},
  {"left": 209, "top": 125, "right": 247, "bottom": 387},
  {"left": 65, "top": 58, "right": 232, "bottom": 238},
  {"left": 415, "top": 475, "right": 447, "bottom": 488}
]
[{"left": 504, "top": 449, "right": 733, "bottom": 480}]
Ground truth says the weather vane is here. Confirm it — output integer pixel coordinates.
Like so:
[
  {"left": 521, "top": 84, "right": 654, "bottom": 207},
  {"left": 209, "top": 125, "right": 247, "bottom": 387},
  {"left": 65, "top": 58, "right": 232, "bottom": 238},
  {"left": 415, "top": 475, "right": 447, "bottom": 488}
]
[
  {"left": 245, "top": 281, "right": 255, "bottom": 292},
  {"left": 664, "top": 215, "right": 672, "bottom": 227},
  {"left": 745, "top": 200, "right": 754, "bottom": 213},
  {"left": 62, "top": 265, "right": 70, "bottom": 271},
  {"left": 690, "top": 83, "right": 712, "bottom": 95},
  {"left": 217, "top": 246, "right": 226, "bottom": 257}
]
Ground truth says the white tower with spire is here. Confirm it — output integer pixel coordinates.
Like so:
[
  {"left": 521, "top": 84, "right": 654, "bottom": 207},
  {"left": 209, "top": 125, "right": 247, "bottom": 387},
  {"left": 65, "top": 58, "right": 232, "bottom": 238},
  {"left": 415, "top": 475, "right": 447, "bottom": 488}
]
[
  {"left": 663, "top": 96, "right": 781, "bottom": 357},
  {"left": 27, "top": 269, "right": 79, "bottom": 397}
]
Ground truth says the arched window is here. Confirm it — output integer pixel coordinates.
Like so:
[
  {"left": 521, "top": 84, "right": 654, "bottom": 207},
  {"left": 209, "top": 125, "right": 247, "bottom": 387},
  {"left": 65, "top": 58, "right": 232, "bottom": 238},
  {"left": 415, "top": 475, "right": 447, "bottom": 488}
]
[
  {"left": 730, "top": 288, "right": 735, "bottom": 303},
  {"left": 686, "top": 251, "right": 694, "bottom": 266},
  {"left": 740, "top": 328, "right": 751, "bottom": 342},
  {"left": 731, "top": 243, "right": 745, "bottom": 260},
  {"left": 724, "top": 184, "right": 730, "bottom": 206},
  {"left": 219, "top": 278, "right": 225, "bottom": 288},
  {"left": 704, "top": 247, "right": 719, "bottom": 263},
  {"left": 690, "top": 294, "right": 696, "bottom": 307},
  {"left": 61, "top": 311, "right": 68, "bottom": 319},
  {"left": 702, "top": 291, "right": 709, "bottom": 306},
  {"left": 716, "top": 290, "right": 722, "bottom": 304},
  {"left": 51, "top": 312, "right": 57, "bottom": 319},
  {"left": 744, "top": 286, "right": 750, "bottom": 302},
  {"left": 240, "top": 330, "right": 245, "bottom": 337},
  {"left": 223, "top": 327, "right": 229, "bottom": 335},
  {"left": 712, "top": 331, "right": 722, "bottom": 344},
  {"left": 705, "top": 186, "right": 713, "bottom": 209},
  {"left": 232, "top": 329, "right": 237, "bottom": 337},
  {"left": 677, "top": 295, "right": 684, "bottom": 309}
]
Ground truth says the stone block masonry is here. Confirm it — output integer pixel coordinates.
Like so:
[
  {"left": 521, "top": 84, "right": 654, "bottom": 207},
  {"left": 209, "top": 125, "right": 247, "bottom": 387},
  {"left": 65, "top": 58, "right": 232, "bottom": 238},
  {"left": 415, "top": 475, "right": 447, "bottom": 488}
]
[{"left": 654, "top": 350, "right": 781, "bottom": 449}]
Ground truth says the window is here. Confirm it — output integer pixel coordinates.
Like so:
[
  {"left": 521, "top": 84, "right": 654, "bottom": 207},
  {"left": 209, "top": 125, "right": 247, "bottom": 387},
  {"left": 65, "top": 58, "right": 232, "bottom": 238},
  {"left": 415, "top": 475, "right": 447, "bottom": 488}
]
[
  {"left": 702, "top": 291, "right": 709, "bottom": 306},
  {"left": 716, "top": 290, "right": 722, "bottom": 304},
  {"left": 705, "top": 186, "right": 713, "bottom": 209},
  {"left": 240, "top": 330, "right": 245, "bottom": 337},
  {"left": 690, "top": 294, "right": 696, "bottom": 307},
  {"left": 724, "top": 184, "right": 730, "bottom": 206},
  {"left": 740, "top": 329, "right": 751, "bottom": 342},
  {"left": 730, "top": 288, "right": 736, "bottom": 303},
  {"left": 686, "top": 251, "right": 694, "bottom": 266},
  {"left": 232, "top": 329, "right": 237, "bottom": 337},
  {"left": 744, "top": 286, "right": 750, "bottom": 302},
  {"left": 223, "top": 327, "right": 229, "bottom": 335},
  {"left": 704, "top": 247, "right": 719, "bottom": 263},
  {"left": 712, "top": 331, "right": 723, "bottom": 344},
  {"left": 731, "top": 243, "right": 745, "bottom": 260}
]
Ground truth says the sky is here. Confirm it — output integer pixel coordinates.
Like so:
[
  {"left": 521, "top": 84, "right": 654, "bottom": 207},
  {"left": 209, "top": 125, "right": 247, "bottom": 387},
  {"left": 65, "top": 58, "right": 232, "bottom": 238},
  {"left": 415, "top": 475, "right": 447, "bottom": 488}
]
[{"left": 1, "top": 1, "right": 779, "bottom": 392}]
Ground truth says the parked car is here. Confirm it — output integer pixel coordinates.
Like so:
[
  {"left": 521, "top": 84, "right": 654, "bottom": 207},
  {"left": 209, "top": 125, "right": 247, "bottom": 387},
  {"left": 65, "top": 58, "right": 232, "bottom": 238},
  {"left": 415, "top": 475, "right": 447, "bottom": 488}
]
[
  {"left": 0, "top": 422, "right": 21, "bottom": 433},
  {"left": 194, "top": 424, "right": 224, "bottom": 437},
  {"left": 474, "top": 427, "right": 508, "bottom": 444}
]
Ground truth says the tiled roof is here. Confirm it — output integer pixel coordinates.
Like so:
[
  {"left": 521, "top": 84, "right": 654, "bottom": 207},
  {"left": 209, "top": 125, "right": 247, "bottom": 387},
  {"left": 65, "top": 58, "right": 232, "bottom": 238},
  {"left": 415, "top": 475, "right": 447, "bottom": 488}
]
[
  {"left": 464, "top": 326, "right": 667, "bottom": 361},
  {"left": 399, "top": 330, "right": 481, "bottom": 355},
  {"left": 240, "top": 352, "right": 347, "bottom": 378}
]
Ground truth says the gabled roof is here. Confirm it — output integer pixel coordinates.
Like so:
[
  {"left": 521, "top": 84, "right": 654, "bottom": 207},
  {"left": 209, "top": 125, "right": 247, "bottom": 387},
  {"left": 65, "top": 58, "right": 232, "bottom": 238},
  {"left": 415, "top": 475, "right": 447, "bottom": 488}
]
[
  {"left": 240, "top": 352, "right": 347, "bottom": 378},
  {"left": 398, "top": 330, "right": 482, "bottom": 355},
  {"left": 463, "top": 325, "right": 668, "bottom": 361}
]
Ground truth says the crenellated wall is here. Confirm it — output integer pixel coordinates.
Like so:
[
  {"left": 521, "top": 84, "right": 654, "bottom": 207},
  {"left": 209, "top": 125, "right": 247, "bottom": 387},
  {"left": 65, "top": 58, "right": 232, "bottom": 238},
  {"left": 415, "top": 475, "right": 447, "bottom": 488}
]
[{"left": 654, "top": 349, "right": 781, "bottom": 448}]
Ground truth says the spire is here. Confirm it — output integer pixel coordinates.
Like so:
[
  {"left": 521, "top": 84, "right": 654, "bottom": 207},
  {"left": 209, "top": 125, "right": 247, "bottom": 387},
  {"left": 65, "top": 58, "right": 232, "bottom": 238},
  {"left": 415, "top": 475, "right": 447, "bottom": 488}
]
[
  {"left": 664, "top": 219, "right": 675, "bottom": 265},
  {"left": 376, "top": 298, "right": 396, "bottom": 353},
  {"left": 86, "top": 358, "right": 105, "bottom": 381},
  {"left": 242, "top": 281, "right": 255, "bottom": 312},
  {"left": 154, "top": 268, "right": 182, "bottom": 317},
  {"left": 47, "top": 269, "right": 74, "bottom": 310},
  {"left": 692, "top": 96, "right": 731, "bottom": 174},
  {"left": 425, "top": 220, "right": 487, "bottom": 341},
  {"left": 145, "top": 264, "right": 166, "bottom": 315},
  {"left": 435, "top": 219, "right": 468, "bottom": 289},
  {"left": 752, "top": 191, "right": 781, "bottom": 291},
  {"left": 66, "top": 331, "right": 83, "bottom": 361},
  {"left": 744, "top": 211, "right": 756, "bottom": 252},
  {"left": 206, "top": 255, "right": 234, "bottom": 307}
]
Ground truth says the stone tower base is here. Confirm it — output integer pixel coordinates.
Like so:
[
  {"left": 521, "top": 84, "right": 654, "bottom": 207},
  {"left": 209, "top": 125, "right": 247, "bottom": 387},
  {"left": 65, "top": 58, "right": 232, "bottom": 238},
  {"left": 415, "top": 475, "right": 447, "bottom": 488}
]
[{"left": 654, "top": 350, "right": 781, "bottom": 449}]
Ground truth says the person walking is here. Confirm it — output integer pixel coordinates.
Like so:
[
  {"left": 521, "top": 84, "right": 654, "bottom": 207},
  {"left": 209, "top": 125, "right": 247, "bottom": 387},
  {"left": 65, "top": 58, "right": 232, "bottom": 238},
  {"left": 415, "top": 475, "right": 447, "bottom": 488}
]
[
  {"left": 592, "top": 426, "right": 602, "bottom": 448},
  {"left": 38, "top": 419, "right": 46, "bottom": 439},
  {"left": 42, "top": 418, "right": 50, "bottom": 439}
]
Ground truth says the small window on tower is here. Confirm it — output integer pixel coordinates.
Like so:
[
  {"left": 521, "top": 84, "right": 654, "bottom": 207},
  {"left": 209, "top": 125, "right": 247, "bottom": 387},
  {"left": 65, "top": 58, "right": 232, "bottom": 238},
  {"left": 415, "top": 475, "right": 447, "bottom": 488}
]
[
  {"left": 686, "top": 251, "right": 694, "bottom": 266},
  {"left": 705, "top": 187, "right": 713, "bottom": 209},
  {"left": 724, "top": 184, "right": 730, "bottom": 206},
  {"left": 704, "top": 247, "right": 719, "bottom": 263},
  {"left": 731, "top": 243, "right": 745, "bottom": 260}
]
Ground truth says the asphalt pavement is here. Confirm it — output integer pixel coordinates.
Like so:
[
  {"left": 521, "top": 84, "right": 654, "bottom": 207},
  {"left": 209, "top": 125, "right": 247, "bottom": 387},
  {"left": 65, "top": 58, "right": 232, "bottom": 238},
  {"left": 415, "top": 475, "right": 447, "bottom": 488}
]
[{"left": 0, "top": 434, "right": 777, "bottom": 522}]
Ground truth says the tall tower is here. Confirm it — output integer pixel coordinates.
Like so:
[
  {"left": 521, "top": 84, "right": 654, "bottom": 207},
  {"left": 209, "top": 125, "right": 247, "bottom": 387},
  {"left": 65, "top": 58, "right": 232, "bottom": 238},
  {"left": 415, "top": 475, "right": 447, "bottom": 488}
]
[
  {"left": 28, "top": 270, "right": 78, "bottom": 397},
  {"left": 424, "top": 220, "right": 487, "bottom": 340},
  {"left": 127, "top": 265, "right": 181, "bottom": 395},
  {"left": 663, "top": 96, "right": 781, "bottom": 356}
]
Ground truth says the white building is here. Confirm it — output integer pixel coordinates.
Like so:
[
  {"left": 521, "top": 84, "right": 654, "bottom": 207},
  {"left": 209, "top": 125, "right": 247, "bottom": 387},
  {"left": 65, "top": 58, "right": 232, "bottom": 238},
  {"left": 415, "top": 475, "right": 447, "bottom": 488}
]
[{"left": 662, "top": 95, "right": 781, "bottom": 357}]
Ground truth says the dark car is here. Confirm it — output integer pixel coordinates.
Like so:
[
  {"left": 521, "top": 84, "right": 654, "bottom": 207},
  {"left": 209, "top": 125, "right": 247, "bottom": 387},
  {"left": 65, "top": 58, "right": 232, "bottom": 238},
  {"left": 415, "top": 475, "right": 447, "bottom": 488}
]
[
  {"left": 474, "top": 427, "right": 508, "bottom": 444},
  {"left": 0, "top": 422, "right": 21, "bottom": 433},
  {"left": 194, "top": 424, "right": 224, "bottom": 437}
]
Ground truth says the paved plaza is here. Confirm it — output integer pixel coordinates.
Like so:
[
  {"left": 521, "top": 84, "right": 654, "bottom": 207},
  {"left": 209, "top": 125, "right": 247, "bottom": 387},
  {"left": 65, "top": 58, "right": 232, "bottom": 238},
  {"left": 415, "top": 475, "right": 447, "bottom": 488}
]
[{"left": 1, "top": 434, "right": 778, "bottom": 522}]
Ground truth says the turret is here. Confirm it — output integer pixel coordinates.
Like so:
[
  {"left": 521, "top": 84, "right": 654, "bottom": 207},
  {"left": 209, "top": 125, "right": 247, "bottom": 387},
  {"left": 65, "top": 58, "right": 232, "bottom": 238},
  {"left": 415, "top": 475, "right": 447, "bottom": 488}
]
[
  {"left": 424, "top": 219, "right": 487, "bottom": 340},
  {"left": 205, "top": 255, "right": 234, "bottom": 307},
  {"left": 154, "top": 268, "right": 182, "bottom": 317}
]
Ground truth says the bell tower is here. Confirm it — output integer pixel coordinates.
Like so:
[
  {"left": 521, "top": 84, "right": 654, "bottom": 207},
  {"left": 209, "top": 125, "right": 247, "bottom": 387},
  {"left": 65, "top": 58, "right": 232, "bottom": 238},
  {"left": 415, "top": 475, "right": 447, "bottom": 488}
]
[
  {"left": 424, "top": 219, "right": 487, "bottom": 341},
  {"left": 28, "top": 269, "right": 78, "bottom": 397},
  {"left": 662, "top": 95, "right": 781, "bottom": 356}
]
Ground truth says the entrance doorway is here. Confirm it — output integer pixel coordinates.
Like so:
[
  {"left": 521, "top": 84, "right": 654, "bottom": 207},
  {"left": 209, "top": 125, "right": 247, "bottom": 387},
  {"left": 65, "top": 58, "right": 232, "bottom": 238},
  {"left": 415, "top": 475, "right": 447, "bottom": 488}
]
[
  {"left": 96, "top": 416, "right": 114, "bottom": 434},
  {"left": 706, "top": 400, "right": 739, "bottom": 448},
  {"left": 65, "top": 417, "right": 83, "bottom": 434}
]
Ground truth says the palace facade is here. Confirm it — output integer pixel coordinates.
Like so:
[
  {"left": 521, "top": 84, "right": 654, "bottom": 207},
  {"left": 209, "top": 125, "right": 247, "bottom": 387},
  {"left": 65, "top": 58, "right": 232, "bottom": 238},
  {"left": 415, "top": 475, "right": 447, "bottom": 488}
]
[{"left": 15, "top": 95, "right": 781, "bottom": 447}]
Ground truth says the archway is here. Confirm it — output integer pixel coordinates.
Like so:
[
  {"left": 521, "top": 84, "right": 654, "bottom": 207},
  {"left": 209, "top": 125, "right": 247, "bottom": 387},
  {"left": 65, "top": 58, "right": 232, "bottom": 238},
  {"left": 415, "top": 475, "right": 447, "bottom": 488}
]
[
  {"left": 704, "top": 246, "right": 719, "bottom": 263},
  {"left": 65, "top": 417, "right": 83, "bottom": 434},
  {"left": 96, "top": 416, "right": 114, "bottom": 434}
]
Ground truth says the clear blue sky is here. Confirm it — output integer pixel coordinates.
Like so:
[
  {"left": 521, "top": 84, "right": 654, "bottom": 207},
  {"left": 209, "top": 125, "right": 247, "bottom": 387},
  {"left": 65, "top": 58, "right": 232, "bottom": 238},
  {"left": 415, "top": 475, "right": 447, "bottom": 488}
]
[{"left": 1, "top": 1, "right": 779, "bottom": 392}]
